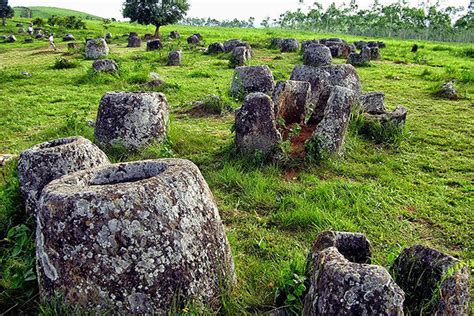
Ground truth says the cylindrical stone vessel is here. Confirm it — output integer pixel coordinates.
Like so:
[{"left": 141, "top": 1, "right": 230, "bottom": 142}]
[
  {"left": 17, "top": 136, "right": 109, "bottom": 214},
  {"left": 36, "top": 159, "right": 235, "bottom": 313},
  {"left": 94, "top": 92, "right": 169, "bottom": 151}
]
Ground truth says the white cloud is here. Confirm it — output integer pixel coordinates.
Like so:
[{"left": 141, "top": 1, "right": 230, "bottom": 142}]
[{"left": 9, "top": 0, "right": 470, "bottom": 22}]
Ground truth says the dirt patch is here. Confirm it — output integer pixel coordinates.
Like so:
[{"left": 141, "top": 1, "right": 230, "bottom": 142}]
[{"left": 278, "top": 123, "right": 318, "bottom": 159}]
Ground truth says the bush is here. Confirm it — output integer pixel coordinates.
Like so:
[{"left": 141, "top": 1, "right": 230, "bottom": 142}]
[
  {"left": 305, "top": 135, "right": 324, "bottom": 164},
  {"left": 53, "top": 57, "right": 79, "bottom": 70}
]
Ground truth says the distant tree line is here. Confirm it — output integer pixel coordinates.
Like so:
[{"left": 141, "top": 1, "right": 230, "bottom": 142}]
[
  {"left": 180, "top": 17, "right": 256, "bottom": 28},
  {"left": 272, "top": 1, "right": 473, "bottom": 42}
]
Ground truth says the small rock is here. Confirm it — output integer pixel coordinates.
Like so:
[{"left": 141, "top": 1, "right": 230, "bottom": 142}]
[
  {"left": 235, "top": 93, "right": 282, "bottom": 156},
  {"left": 230, "top": 46, "right": 250, "bottom": 67},
  {"left": 280, "top": 38, "right": 299, "bottom": 52},
  {"left": 224, "top": 39, "right": 246, "bottom": 52},
  {"left": 85, "top": 38, "right": 109, "bottom": 60},
  {"left": 127, "top": 36, "right": 141, "bottom": 48},
  {"left": 105, "top": 32, "right": 113, "bottom": 39},
  {"left": 18, "top": 28, "right": 25, "bottom": 33},
  {"left": 272, "top": 80, "right": 311, "bottom": 125},
  {"left": 269, "top": 38, "right": 283, "bottom": 49},
  {"left": 169, "top": 31, "right": 180, "bottom": 39},
  {"left": 370, "top": 47, "right": 381, "bottom": 60},
  {"left": 143, "top": 33, "right": 154, "bottom": 41},
  {"left": 6, "top": 35, "right": 16, "bottom": 43},
  {"left": 167, "top": 50, "right": 182, "bottom": 66},
  {"left": 392, "top": 245, "right": 470, "bottom": 315},
  {"left": 0, "top": 154, "right": 16, "bottom": 167},
  {"left": 231, "top": 65, "right": 275, "bottom": 98},
  {"left": 303, "top": 44, "right": 332, "bottom": 67},
  {"left": 358, "top": 92, "right": 386, "bottom": 114},
  {"left": 63, "top": 34, "right": 75, "bottom": 41},
  {"left": 146, "top": 39, "right": 162, "bottom": 51},
  {"left": 17, "top": 137, "right": 109, "bottom": 214},
  {"left": 193, "top": 33, "right": 203, "bottom": 40},
  {"left": 301, "top": 40, "right": 320, "bottom": 52},
  {"left": 94, "top": 92, "right": 169, "bottom": 151},
  {"left": 92, "top": 59, "right": 118, "bottom": 73},
  {"left": 438, "top": 81, "right": 458, "bottom": 100},
  {"left": 67, "top": 43, "right": 78, "bottom": 50},
  {"left": 363, "top": 105, "right": 408, "bottom": 128},
  {"left": 187, "top": 35, "right": 200, "bottom": 46},
  {"left": 207, "top": 42, "right": 225, "bottom": 54},
  {"left": 24, "top": 38, "right": 33, "bottom": 43},
  {"left": 21, "top": 72, "right": 32, "bottom": 77}
]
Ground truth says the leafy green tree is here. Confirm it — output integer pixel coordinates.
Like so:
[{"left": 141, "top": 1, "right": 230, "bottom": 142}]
[
  {"left": 122, "top": 0, "right": 190, "bottom": 38},
  {"left": 0, "top": 3, "right": 14, "bottom": 26}
]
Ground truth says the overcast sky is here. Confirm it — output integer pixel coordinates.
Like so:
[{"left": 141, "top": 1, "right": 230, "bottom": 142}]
[{"left": 9, "top": 0, "right": 470, "bottom": 22}]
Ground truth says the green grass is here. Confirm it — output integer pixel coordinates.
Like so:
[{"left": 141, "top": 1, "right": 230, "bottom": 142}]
[
  {"left": 0, "top": 17, "right": 473, "bottom": 314},
  {"left": 13, "top": 6, "right": 103, "bottom": 20}
]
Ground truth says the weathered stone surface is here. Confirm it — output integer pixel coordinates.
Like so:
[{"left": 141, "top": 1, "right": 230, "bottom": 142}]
[
  {"left": 313, "top": 86, "right": 356, "bottom": 155},
  {"left": 143, "top": 33, "right": 154, "bottom": 41},
  {"left": 6, "top": 35, "right": 16, "bottom": 43},
  {"left": 169, "top": 31, "right": 180, "bottom": 39},
  {"left": 320, "top": 64, "right": 362, "bottom": 95},
  {"left": 269, "top": 38, "right": 283, "bottom": 49},
  {"left": 187, "top": 35, "right": 200, "bottom": 46},
  {"left": 95, "top": 92, "right": 169, "bottom": 150},
  {"left": 129, "top": 32, "right": 138, "bottom": 38},
  {"left": 35, "top": 34, "right": 43, "bottom": 40},
  {"left": 280, "top": 38, "right": 299, "bottom": 52},
  {"left": 308, "top": 231, "right": 372, "bottom": 266},
  {"left": 18, "top": 137, "right": 109, "bottom": 214},
  {"left": 231, "top": 65, "right": 275, "bottom": 98},
  {"left": 370, "top": 47, "right": 381, "bottom": 60},
  {"left": 127, "top": 36, "right": 141, "bottom": 48},
  {"left": 304, "top": 247, "right": 404, "bottom": 315},
  {"left": 235, "top": 93, "right": 282, "bottom": 156},
  {"left": 348, "top": 46, "right": 371, "bottom": 66},
  {"left": 207, "top": 42, "right": 225, "bottom": 54},
  {"left": 303, "top": 44, "right": 332, "bottom": 67},
  {"left": 224, "top": 39, "right": 246, "bottom": 52},
  {"left": 67, "top": 42, "right": 78, "bottom": 50},
  {"left": 92, "top": 59, "right": 118, "bottom": 73},
  {"left": 146, "top": 39, "right": 162, "bottom": 51},
  {"left": 105, "top": 32, "right": 112, "bottom": 40},
  {"left": 364, "top": 106, "right": 408, "bottom": 127},
  {"left": 85, "top": 38, "right": 109, "bottom": 60},
  {"left": 193, "top": 33, "right": 203, "bottom": 40},
  {"left": 328, "top": 44, "right": 342, "bottom": 58},
  {"left": 230, "top": 46, "right": 251, "bottom": 67},
  {"left": 290, "top": 65, "right": 331, "bottom": 122},
  {"left": 36, "top": 158, "right": 235, "bottom": 313},
  {"left": 392, "top": 245, "right": 470, "bottom": 315},
  {"left": 0, "top": 154, "right": 16, "bottom": 167},
  {"left": 301, "top": 40, "right": 320, "bottom": 52},
  {"left": 63, "top": 34, "right": 75, "bottom": 41},
  {"left": 167, "top": 50, "right": 182, "bottom": 66},
  {"left": 272, "top": 80, "right": 311, "bottom": 125},
  {"left": 358, "top": 92, "right": 386, "bottom": 114},
  {"left": 438, "top": 81, "right": 458, "bottom": 100},
  {"left": 24, "top": 38, "right": 33, "bottom": 43}
]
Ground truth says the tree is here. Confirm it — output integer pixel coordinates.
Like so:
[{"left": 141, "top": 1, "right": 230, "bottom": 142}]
[
  {"left": 0, "top": 2, "right": 14, "bottom": 26},
  {"left": 122, "top": 0, "right": 190, "bottom": 38}
]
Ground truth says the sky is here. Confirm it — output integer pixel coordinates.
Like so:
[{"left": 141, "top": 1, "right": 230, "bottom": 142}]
[{"left": 9, "top": 0, "right": 471, "bottom": 22}]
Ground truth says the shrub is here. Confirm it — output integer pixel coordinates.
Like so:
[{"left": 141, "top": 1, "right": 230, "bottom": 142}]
[
  {"left": 305, "top": 135, "right": 324, "bottom": 164},
  {"left": 274, "top": 260, "right": 307, "bottom": 315},
  {"left": 53, "top": 57, "right": 79, "bottom": 70}
]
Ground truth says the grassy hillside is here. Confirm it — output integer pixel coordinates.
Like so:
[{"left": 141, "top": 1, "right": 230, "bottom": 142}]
[
  {"left": 13, "top": 6, "right": 103, "bottom": 20},
  {"left": 0, "top": 17, "right": 473, "bottom": 314}
]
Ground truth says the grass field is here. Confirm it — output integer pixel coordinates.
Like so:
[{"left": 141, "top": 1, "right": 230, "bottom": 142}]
[
  {"left": 13, "top": 6, "right": 103, "bottom": 20},
  {"left": 0, "top": 17, "right": 473, "bottom": 314}
]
